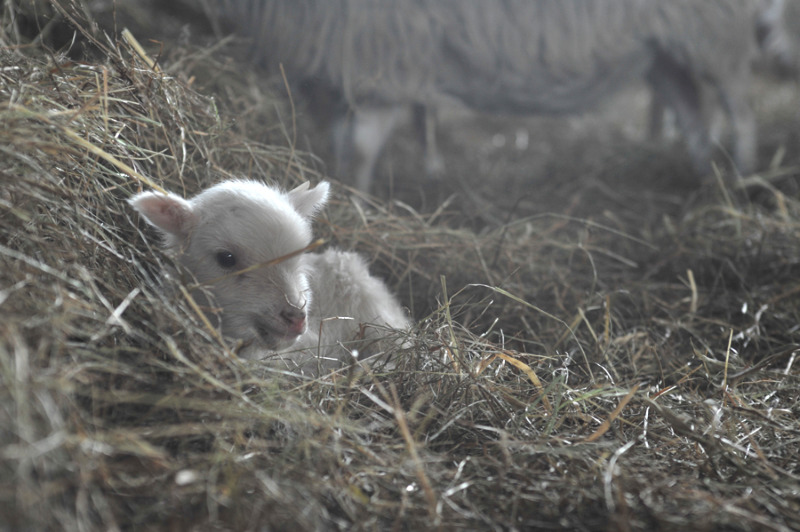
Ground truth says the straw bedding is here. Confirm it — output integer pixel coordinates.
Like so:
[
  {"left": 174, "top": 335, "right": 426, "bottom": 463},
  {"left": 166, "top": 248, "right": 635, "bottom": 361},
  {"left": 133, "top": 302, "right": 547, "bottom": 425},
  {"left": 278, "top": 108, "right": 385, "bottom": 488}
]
[{"left": 2, "top": 1, "right": 799, "bottom": 530}]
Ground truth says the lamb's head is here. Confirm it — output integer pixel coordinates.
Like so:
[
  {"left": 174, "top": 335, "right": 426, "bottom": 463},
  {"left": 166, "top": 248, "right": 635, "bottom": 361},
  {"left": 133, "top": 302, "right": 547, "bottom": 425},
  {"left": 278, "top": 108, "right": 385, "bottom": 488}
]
[{"left": 129, "top": 180, "right": 330, "bottom": 351}]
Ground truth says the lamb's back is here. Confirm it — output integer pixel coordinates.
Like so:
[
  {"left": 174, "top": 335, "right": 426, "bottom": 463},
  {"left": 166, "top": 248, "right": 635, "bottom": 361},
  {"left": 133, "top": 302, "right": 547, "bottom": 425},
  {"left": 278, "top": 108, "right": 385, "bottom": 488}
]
[{"left": 306, "top": 249, "right": 409, "bottom": 332}]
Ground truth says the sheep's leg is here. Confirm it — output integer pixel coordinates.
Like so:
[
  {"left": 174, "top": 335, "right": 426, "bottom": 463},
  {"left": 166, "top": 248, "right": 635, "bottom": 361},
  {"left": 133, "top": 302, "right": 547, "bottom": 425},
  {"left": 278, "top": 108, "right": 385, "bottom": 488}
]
[
  {"left": 647, "top": 92, "right": 667, "bottom": 141},
  {"left": 334, "top": 106, "right": 405, "bottom": 192},
  {"left": 647, "top": 93, "right": 683, "bottom": 142},
  {"left": 412, "top": 104, "right": 445, "bottom": 178},
  {"left": 649, "top": 88, "right": 724, "bottom": 144},
  {"left": 717, "top": 71, "right": 756, "bottom": 175},
  {"left": 648, "top": 57, "right": 712, "bottom": 175},
  {"left": 666, "top": 89, "right": 711, "bottom": 176},
  {"left": 757, "top": 0, "right": 795, "bottom": 74}
]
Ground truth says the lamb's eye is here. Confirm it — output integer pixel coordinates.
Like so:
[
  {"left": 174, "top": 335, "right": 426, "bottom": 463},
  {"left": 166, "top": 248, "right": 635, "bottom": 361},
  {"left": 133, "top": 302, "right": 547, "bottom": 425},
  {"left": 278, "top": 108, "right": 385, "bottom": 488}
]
[{"left": 215, "top": 251, "right": 237, "bottom": 269}]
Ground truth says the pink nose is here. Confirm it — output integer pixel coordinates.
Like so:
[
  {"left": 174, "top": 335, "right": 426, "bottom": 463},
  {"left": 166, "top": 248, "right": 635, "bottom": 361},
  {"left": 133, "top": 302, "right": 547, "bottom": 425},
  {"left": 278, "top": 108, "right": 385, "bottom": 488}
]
[{"left": 280, "top": 309, "right": 306, "bottom": 335}]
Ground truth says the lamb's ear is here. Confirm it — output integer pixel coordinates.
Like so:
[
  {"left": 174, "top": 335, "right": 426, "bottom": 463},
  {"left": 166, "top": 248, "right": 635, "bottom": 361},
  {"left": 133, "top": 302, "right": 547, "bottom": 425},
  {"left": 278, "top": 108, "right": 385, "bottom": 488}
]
[
  {"left": 128, "top": 191, "right": 197, "bottom": 238},
  {"left": 287, "top": 181, "right": 330, "bottom": 219}
]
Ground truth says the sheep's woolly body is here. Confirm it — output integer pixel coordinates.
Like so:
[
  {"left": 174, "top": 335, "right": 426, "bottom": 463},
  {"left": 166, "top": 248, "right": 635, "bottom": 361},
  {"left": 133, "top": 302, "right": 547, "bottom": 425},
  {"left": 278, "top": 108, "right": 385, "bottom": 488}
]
[
  {"left": 212, "top": 0, "right": 795, "bottom": 189},
  {"left": 283, "top": 249, "right": 411, "bottom": 371},
  {"left": 129, "top": 180, "right": 409, "bottom": 375}
]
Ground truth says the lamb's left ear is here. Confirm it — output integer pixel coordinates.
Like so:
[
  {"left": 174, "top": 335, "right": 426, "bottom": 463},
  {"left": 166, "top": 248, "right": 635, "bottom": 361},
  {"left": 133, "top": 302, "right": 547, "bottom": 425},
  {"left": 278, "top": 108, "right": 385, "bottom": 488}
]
[
  {"left": 128, "top": 190, "right": 197, "bottom": 239},
  {"left": 287, "top": 181, "right": 330, "bottom": 219}
]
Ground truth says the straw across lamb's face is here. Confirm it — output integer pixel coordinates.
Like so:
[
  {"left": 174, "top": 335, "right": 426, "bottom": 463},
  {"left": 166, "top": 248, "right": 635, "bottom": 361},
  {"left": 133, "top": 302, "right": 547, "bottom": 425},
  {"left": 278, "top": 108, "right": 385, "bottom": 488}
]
[{"left": 130, "top": 180, "right": 330, "bottom": 351}]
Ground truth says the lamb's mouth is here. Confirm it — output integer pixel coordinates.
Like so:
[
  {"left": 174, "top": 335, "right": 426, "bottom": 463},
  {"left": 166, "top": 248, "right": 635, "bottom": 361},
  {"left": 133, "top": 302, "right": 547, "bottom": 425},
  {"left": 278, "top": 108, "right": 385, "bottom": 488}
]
[{"left": 253, "top": 320, "right": 301, "bottom": 347}]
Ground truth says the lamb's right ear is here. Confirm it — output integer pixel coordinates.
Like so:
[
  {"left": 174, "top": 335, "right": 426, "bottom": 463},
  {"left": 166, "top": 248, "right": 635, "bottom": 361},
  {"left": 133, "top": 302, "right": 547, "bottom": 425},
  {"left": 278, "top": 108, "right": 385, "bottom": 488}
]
[
  {"left": 128, "top": 191, "right": 196, "bottom": 238},
  {"left": 287, "top": 181, "right": 330, "bottom": 219}
]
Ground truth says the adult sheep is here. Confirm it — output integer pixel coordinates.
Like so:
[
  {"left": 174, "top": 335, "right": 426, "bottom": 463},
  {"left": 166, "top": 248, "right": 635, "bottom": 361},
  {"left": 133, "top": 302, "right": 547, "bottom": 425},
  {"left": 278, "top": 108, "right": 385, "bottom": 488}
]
[{"left": 209, "top": 0, "right": 790, "bottom": 191}]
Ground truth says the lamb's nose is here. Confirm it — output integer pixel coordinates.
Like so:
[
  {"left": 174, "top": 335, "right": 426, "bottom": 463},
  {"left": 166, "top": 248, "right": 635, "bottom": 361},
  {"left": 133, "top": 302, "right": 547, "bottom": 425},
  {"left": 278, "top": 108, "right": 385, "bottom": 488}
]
[{"left": 280, "top": 308, "right": 306, "bottom": 335}]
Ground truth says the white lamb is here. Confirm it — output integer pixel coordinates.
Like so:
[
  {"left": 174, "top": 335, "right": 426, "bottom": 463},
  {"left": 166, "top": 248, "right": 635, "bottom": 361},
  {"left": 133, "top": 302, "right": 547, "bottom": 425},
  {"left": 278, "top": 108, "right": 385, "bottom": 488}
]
[{"left": 129, "top": 179, "right": 410, "bottom": 375}]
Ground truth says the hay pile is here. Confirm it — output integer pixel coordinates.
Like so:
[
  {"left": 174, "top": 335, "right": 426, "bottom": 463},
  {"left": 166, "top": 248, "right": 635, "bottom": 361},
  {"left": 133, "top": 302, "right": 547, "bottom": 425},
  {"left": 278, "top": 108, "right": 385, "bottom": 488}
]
[{"left": 2, "top": 1, "right": 800, "bottom": 530}]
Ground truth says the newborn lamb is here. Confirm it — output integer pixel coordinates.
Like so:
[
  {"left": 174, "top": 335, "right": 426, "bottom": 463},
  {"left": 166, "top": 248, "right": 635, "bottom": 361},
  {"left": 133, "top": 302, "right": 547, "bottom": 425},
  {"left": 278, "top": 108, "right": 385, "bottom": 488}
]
[{"left": 129, "top": 179, "right": 409, "bottom": 374}]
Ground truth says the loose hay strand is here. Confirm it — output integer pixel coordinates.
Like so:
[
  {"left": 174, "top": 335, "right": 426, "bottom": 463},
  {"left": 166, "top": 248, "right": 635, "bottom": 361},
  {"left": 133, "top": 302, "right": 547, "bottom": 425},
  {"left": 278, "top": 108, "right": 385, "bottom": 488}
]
[
  {"left": 121, "top": 27, "right": 160, "bottom": 72},
  {"left": 494, "top": 351, "right": 552, "bottom": 413},
  {"left": 585, "top": 385, "right": 639, "bottom": 443},
  {"left": 194, "top": 238, "right": 325, "bottom": 287}
]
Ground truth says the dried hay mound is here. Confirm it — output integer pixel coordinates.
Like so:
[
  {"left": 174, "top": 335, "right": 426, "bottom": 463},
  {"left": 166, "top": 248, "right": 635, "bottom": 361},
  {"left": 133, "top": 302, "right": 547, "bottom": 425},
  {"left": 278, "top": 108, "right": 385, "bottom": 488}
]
[{"left": 2, "top": 1, "right": 800, "bottom": 531}]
